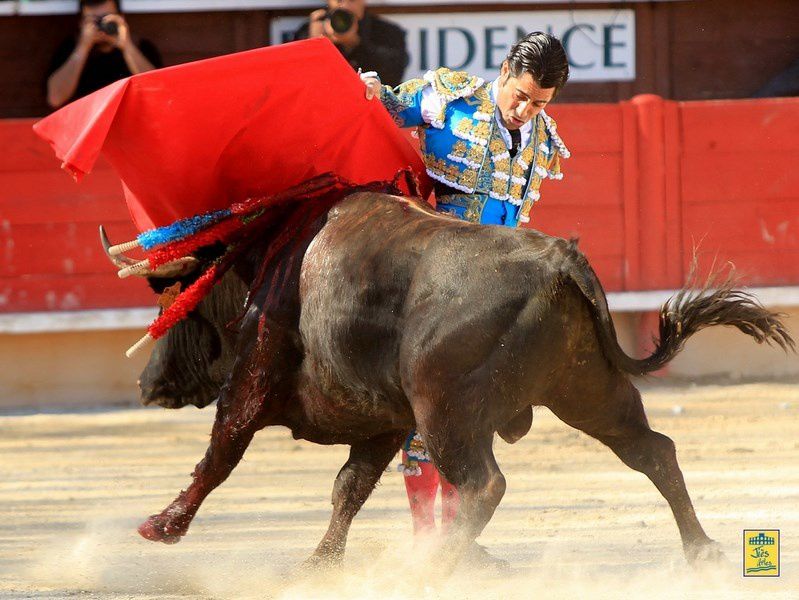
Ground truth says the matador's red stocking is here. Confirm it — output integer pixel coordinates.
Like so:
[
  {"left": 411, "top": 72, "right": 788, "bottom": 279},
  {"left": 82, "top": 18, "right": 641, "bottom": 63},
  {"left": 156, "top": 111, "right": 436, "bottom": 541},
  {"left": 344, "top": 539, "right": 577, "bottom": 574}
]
[{"left": 402, "top": 451, "right": 439, "bottom": 534}]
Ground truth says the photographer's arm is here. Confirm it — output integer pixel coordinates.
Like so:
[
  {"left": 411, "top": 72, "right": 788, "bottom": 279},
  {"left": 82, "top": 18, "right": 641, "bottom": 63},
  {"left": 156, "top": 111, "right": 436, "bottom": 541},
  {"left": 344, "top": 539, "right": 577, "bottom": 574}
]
[
  {"left": 106, "top": 15, "right": 156, "bottom": 75},
  {"left": 47, "top": 44, "right": 92, "bottom": 108},
  {"left": 121, "top": 42, "right": 156, "bottom": 75},
  {"left": 47, "top": 21, "right": 97, "bottom": 108}
]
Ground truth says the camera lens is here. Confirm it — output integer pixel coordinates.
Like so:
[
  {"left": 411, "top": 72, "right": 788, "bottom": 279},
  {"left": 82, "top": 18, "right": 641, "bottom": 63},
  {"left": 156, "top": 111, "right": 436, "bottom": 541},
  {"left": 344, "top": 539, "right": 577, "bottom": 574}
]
[
  {"left": 95, "top": 15, "right": 118, "bottom": 36},
  {"left": 328, "top": 8, "right": 354, "bottom": 34},
  {"left": 100, "top": 20, "right": 119, "bottom": 36}
]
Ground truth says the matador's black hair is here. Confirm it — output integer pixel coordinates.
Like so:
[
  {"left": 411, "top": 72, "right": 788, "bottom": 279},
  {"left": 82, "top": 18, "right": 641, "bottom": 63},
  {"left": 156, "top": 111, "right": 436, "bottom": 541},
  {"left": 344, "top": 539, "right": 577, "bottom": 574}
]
[{"left": 506, "top": 32, "right": 570, "bottom": 91}]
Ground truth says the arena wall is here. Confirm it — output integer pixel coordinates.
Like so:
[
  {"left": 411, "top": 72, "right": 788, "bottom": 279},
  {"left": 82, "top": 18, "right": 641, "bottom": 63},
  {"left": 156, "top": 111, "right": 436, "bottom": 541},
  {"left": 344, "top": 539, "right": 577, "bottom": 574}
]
[
  {"left": 4, "top": 95, "right": 797, "bottom": 311},
  {"left": 2, "top": 94, "right": 798, "bottom": 406}
]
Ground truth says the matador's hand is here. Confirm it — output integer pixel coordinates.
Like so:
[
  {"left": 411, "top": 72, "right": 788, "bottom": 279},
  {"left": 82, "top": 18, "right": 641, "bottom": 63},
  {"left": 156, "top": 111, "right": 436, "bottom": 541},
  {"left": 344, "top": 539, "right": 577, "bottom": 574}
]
[{"left": 361, "top": 72, "right": 380, "bottom": 100}]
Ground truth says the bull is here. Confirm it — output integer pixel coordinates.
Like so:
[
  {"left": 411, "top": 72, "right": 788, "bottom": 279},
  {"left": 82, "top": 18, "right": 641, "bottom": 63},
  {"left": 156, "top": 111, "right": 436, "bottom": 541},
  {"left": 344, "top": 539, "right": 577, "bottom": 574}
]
[{"left": 105, "top": 192, "right": 793, "bottom": 572}]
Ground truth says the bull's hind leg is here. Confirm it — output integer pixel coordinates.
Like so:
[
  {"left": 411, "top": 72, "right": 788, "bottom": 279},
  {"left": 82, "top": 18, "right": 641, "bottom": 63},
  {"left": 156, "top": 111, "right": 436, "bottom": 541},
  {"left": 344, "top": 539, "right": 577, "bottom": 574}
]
[
  {"left": 551, "top": 382, "right": 723, "bottom": 565},
  {"left": 420, "top": 424, "right": 506, "bottom": 574},
  {"left": 307, "top": 431, "right": 406, "bottom": 567},
  {"left": 139, "top": 318, "right": 297, "bottom": 544},
  {"left": 597, "top": 426, "right": 724, "bottom": 564}
]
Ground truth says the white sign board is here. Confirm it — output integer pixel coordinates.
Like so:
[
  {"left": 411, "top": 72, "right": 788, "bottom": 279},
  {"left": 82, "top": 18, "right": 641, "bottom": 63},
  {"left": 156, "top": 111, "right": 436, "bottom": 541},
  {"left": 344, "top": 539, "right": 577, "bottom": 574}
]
[{"left": 271, "top": 10, "right": 635, "bottom": 82}]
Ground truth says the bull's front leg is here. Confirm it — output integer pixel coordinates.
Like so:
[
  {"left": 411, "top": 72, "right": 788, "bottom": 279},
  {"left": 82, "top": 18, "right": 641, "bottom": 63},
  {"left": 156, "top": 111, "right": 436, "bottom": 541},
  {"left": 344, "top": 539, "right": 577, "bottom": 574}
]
[
  {"left": 306, "top": 431, "right": 406, "bottom": 566},
  {"left": 138, "top": 392, "right": 264, "bottom": 543},
  {"left": 139, "top": 317, "right": 292, "bottom": 544}
]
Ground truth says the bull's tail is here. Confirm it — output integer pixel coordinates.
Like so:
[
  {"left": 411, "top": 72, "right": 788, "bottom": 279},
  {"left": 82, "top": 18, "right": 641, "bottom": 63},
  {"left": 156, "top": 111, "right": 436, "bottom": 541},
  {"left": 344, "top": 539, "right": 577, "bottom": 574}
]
[{"left": 565, "top": 252, "right": 795, "bottom": 376}]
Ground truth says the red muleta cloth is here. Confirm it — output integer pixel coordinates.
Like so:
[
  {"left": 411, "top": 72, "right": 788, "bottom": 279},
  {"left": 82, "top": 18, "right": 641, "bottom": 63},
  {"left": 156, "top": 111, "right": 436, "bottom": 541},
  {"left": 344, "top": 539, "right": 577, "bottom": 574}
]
[{"left": 33, "top": 38, "right": 430, "bottom": 231}]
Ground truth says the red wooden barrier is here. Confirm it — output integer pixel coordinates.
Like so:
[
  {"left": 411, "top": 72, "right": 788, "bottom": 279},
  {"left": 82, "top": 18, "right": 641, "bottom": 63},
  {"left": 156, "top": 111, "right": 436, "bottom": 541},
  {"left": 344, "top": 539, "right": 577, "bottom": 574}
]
[
  {"left": 543, "top": 95, "right": 799, "bottom": 291},
  {"left": 2, "top": 96, "right": 798, "bottom": 313},
  {"left": 0, "top": 120, "right": 148, "bottom": 312},
  {"left": 680, "top": 98, "right": 799, "bottom": 286}
]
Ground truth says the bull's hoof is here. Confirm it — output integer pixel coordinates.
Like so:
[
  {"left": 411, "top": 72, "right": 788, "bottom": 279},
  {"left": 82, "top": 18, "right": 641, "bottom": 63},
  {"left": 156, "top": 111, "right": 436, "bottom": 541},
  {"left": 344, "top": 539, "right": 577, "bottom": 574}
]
[
  {"left": 300, "top": 551, "right": 343, "bottom": 573},
  {"left": 462, "top": 542, "right": 509, "bottom": 571},
  {"left": 685, "top": 540, "right": 726, "bottom": 567},
  {"left": 138, "top": 514, "right": 186, "bottom": 545}
]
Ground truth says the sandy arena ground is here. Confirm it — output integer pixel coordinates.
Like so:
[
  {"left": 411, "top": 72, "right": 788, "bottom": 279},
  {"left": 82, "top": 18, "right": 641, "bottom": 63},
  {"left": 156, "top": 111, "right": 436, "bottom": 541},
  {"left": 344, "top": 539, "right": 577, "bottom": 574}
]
[{"left": 0, "top": 381, "right": 797, "bottom": 599}]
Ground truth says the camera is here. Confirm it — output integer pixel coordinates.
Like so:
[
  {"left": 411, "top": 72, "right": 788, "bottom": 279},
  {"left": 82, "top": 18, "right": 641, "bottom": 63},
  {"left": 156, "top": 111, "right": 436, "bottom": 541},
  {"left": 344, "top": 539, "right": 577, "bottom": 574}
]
[
  {"left": 324, "top": 8, "right": 355, "bottom": 34},
  {"left": 94, "top": 15, "right": 119, "bottom": 37}
]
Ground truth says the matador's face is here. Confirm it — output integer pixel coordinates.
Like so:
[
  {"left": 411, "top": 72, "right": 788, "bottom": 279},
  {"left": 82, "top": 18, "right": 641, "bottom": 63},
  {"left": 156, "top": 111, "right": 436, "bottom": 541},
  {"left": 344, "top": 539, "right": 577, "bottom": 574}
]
[{"left": 495, "top": 61, "right": 555, "bottom": 130}]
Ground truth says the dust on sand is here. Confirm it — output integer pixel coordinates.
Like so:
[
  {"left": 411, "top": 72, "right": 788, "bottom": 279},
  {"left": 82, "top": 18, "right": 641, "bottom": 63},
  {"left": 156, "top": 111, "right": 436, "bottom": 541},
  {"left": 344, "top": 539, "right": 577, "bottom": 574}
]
[{"left": 0, "top": 382, "right": 797, "bottom": 599}]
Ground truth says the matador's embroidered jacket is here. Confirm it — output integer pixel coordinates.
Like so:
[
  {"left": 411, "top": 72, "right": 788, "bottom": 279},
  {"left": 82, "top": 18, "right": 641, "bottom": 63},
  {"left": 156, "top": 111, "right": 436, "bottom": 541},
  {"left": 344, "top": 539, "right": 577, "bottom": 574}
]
[{"left": 379, "top": 68, "right": 570, "bottom": 227}]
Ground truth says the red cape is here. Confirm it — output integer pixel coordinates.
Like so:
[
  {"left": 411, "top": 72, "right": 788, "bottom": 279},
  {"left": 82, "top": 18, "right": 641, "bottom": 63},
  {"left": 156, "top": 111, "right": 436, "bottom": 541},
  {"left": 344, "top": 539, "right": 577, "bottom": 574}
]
[{"left": 34, "top": 38, "right": 430, "bottom": 231}]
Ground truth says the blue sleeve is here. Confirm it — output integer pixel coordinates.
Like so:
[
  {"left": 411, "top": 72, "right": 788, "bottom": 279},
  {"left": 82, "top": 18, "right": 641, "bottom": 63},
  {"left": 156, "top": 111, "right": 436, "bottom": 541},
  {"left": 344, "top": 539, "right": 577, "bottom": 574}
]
[{"left": 378, "top": 78, "right": 428, "bottom": 128}]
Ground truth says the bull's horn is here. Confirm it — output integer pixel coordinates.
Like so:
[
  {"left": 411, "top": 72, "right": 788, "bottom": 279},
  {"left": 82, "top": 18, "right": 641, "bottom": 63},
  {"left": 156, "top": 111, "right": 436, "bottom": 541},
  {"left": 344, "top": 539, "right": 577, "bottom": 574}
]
[
  {"left": 101, "top": 226, "right": 199, "bottom": 279},
  {"left": 126, "top": 332, "right": 153, "bottom": 358},
  {"left": 100, "top": 226, "right": 139, "bottom": 268},
  {"left": 118, "top": 256, "right": 199, "bottom": 279}
]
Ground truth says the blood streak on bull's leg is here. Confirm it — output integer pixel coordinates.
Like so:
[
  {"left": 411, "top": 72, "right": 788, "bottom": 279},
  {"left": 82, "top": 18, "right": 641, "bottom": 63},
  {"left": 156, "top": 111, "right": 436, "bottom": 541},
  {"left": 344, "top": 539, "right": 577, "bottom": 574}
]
[{"left": 138, "top": 315, "right": 293, "bottom": 543}]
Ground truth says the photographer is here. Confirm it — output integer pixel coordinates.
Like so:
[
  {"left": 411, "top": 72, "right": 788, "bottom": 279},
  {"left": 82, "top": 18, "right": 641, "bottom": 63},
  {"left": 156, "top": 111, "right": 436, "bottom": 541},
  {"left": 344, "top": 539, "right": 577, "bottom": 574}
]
[
  {"left": 46, "top": 0, "right": 161, "bottom": 109},
  {"left": 294, "top": 0, "right": 408, "bottom": 87}
]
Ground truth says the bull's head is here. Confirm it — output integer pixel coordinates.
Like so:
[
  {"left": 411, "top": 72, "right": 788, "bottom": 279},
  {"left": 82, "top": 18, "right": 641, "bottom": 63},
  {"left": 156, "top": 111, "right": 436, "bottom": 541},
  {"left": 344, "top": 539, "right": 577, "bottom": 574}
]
[
  {"left": 101, "top": 227, "right": 247, "bottom": 409},
  {"left": 138, "top": 270, "right": 246, "bottom": 409}
]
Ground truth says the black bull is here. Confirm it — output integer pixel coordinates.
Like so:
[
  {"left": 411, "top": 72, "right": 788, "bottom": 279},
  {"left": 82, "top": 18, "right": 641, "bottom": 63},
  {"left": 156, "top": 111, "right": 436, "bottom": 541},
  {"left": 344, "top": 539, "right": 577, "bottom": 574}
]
[{"left": 135, "top": 192, "right": 792, "bottom": 570}]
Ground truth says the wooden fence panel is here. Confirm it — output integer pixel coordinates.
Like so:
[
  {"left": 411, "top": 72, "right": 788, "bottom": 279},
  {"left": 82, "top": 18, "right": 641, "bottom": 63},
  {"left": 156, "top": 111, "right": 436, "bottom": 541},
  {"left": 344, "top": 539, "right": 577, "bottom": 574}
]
[{"left": 2, "top": 95, "right": 798, "bottom": 313}]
